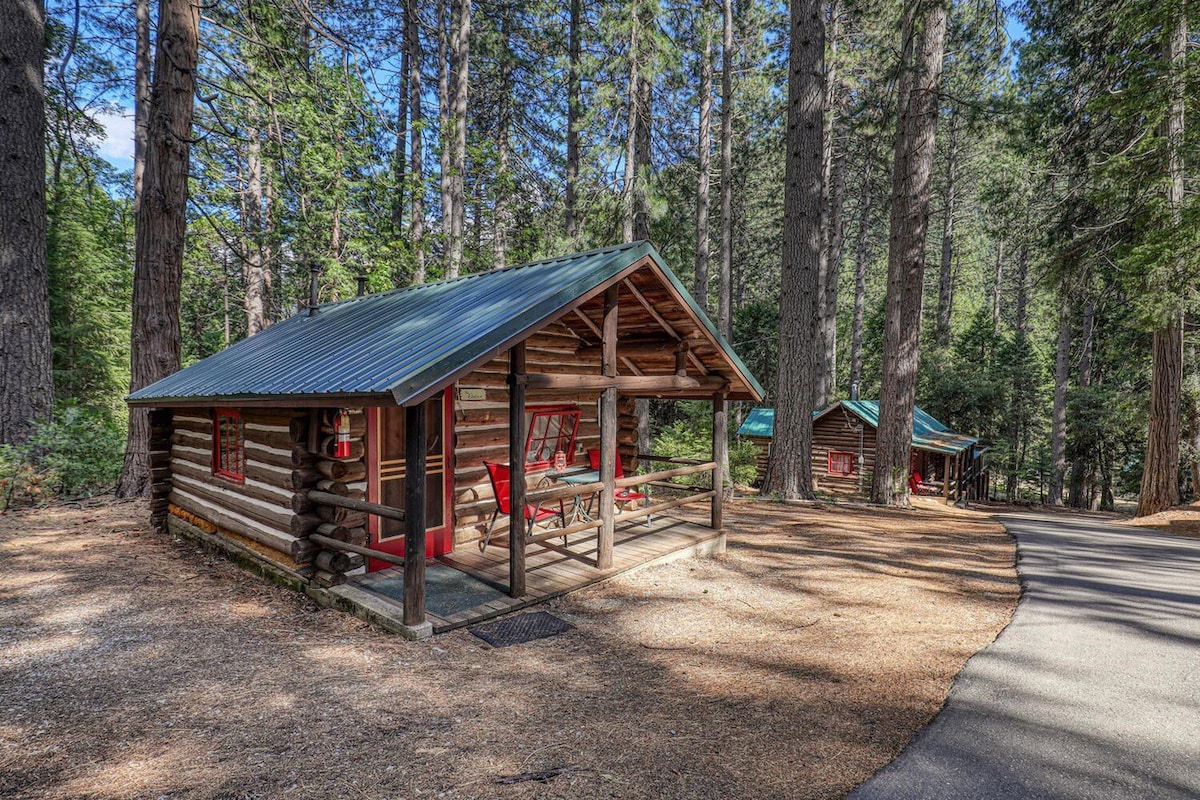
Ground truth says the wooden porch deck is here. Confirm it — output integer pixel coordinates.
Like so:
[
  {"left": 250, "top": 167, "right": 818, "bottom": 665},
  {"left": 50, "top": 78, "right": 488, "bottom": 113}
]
[{"left": 328, "top": 515, "right": 725, "bottom": 634}]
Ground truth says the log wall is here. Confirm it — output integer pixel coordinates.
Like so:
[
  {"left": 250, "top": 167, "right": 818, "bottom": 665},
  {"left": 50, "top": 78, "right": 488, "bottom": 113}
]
[
  {"left": 168, "top": 407, "right": 316, "bottom": 576},
  {"left": 449, "top": 321, "right": 640, "bottom": 546},
  {"left": 811, "top": 412, "right": 875, "bottom": 496}
]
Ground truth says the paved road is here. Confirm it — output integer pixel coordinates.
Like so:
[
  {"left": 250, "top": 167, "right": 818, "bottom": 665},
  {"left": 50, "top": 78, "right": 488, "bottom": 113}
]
[{"left": 849, "top": 513, "right": 1200, "bottom": 800}]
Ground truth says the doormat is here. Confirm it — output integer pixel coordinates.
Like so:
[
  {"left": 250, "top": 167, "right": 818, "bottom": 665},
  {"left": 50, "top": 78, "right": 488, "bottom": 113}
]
[
  {"left": 365, "top": 564, "right": 506, "bottom": 618},
  {"left": 469, "top": 611, "right": 574, "bottom": 647}
]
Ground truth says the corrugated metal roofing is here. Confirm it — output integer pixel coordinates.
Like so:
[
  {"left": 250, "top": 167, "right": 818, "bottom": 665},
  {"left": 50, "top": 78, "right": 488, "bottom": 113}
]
[
  {"left": 736, "top": 401, "right": 978, "bottom": 455},
  {"left": 128, "top": 241, "right": 765, "bottom": 406}
]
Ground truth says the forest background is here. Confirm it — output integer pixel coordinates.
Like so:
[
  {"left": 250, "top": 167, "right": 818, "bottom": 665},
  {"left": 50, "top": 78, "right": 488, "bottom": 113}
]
[{"left": 2, "top": 0, "right": 1197, "bottom": 513}]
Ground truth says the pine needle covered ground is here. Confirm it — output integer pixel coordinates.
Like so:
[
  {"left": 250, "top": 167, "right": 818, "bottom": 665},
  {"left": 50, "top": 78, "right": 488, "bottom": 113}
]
[{"left": 0, "top": 498, "right": 1016, "bottom": 799}]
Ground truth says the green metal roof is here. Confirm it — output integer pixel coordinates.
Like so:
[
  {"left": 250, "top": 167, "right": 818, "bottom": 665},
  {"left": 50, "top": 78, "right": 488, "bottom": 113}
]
[
  {"left": 128, "top": 241, "right": 765, "bottom": 407},
  {"left": 737, "top": 401, "right": 978, "bottom": 455}
]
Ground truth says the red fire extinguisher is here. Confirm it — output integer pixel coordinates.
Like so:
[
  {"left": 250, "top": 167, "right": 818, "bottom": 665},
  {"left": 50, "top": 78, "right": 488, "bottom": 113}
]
[{"left": 334, "top": 412, "right": 351, "bottom": 458}]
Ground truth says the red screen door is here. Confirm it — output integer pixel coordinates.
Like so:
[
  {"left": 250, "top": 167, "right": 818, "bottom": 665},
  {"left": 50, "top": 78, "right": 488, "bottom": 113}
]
[{"left": 366, "top": 390, "right": 453, "bottom": 571}]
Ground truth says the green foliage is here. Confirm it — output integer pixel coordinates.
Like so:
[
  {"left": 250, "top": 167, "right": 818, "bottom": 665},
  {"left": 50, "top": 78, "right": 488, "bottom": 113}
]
[
  {"left": 650, "top": 401, "right": 758, "bottom": 488},
  {"left": 0, "top": 406, "right": 125, "bottom": 509}
]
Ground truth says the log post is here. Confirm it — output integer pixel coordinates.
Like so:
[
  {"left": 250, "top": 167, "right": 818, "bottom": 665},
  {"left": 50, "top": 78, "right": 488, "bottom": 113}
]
[
  {"left": 943, "top": 454, "right": 952, "bottom": 503},
  {"left": 403, "top": 402, "right": 429, "bottom": 633},
  {"left": 508, "top": 342, "right": 527, "bottom": 596},
  {"left": 598, "top": 285, "right": 618, "bottom": 570},
  {"left": 711, "top": 391, "right": 727, "bottom": 531}
]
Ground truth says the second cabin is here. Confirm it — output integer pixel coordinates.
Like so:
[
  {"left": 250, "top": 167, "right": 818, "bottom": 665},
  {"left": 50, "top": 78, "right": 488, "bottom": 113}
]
[{"left": 738, "top": 400, "right": 988, "bottom": 502}]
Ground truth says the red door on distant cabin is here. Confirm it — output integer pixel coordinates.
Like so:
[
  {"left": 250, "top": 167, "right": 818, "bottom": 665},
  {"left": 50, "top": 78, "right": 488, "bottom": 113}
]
[{"left": 365, "top": 389, "right": 454, "bottom": 571}]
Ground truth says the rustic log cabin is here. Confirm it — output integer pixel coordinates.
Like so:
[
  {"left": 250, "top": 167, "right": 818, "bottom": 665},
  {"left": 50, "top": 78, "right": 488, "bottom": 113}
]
[
  {"left": 738, "top": 400, "right": 987, "bottom": 501},
  {"left": 128, "top": 242, "right": 764, "bottom": 639}
]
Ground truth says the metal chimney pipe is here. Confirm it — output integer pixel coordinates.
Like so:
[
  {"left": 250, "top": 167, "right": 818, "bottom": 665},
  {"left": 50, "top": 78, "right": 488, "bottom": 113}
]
[
  {"left": 308, "top": 263, "right": 321, "bottom": 316},
  {"left": 850, "top": 380, "right": 860, "bottom": 401},
  {"left": 356, "top": 274, "right": 367, "bottom": 297}
]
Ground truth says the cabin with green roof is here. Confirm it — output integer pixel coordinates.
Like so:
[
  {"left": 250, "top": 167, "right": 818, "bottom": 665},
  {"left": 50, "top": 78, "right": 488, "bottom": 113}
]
[
  {"left": 127, "top": 242, "right": 763, "bottom": 639},
  {"left": 737, "top": 401, "right": 987, "bottom": 502}
]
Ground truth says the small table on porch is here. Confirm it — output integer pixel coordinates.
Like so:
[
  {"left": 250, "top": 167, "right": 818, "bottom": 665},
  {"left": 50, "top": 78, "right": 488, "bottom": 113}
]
[{"left": 544, "top": 467, "right": 601, "bottom": 524}]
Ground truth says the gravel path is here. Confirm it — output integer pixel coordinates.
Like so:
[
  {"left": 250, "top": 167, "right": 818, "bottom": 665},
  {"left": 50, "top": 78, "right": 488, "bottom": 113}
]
[{"left": 850, "top": 512, "right": 1200, "bottom": 800}]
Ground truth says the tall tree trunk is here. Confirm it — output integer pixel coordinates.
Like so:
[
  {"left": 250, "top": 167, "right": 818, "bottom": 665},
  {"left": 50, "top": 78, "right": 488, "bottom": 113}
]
[
  {"left": 437, "top": 0, "right": 452, "bottom": 264},
  {"left": 116, "top": 0, "right": 199, "bottom": 497},
  {"left": 622, "top": 3, "right": 638, "bottom": 244},
  {"left": 632, "top": 69, "right": 652, "bottom": 240},
  {"left": 243, "top": 116, "right": 267, "bottom": 336},
  {"left": 935, "top": 112, "right": 957, "bottom": 347},
  {"left": 408, "top": 0, "right": 426, "bottom": 284},
  {"left": 493, "top": 5, "right": 512, "bottom": 270},
  {"left": 446, "top": 0, "right": 470, "bottom": 278},
  {"left": 991, "top": 239, "right": 1004, "bottom": 336},
  {"left": 814, "top": 5, "right": 839, "bottom": 405},
  {"left": 1047, "top": 286, "right": 1070, "bottom": 505},
  {"left": 848, "top": 153, "right": 873, "bottom": 398},
  {"left": 694, "top": 8, "right": 713, "bottom": 310},
  {"left": 0, "top": 0, "right": 53, "bottom": 445},
  {"left": 1185, "top": 328, "right": 1200, "bottom": 503},
  {"left": 134, "top": 0, "right": 152, "bottom": 214},
  {"left": 818, "top": 149, "right": 845, "bottom": 406},
  {"left": 565, "top": 0, "right": 582, "bottom": 240},
  {"left": 717, "top": 0, "right": 734, "bottom": 339},
  {"left": 870, "top": 0, "right": 948, "bottom": 506},
  {"left": 762, "top": 0, "right": 824, "bottom": 500},
  {"left": 392, "top": 18, "right": 410, "bottom": 235},
  {"left": 1006, "top": 245, "right": 1031, "bottom": 501},
  {"left": 1137, "top": 7, "right": 1186, "bottom": 517},
  {"left": 1068, "top": 297, "right": 1096, "bottom": 508}
]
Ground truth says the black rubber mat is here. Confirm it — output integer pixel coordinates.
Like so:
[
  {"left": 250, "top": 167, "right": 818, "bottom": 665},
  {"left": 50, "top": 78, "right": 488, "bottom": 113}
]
[
  {"left": 469, "top": 611, "right": 574, "bottom": 647},
  {"left": 366, "top": 563, "right": 506, "bottom": 618}
]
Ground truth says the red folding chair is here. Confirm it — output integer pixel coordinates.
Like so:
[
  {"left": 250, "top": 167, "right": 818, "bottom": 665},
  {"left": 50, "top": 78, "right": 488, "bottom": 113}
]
[
  {"left": 909, "top": 470, "right": 939, "bottom": 496},
  {"left": 588, "top": 449, "right": 651, "bottom": 526},
  {"left": 481, "top": 462, "right": 565, "bottom": 552}
]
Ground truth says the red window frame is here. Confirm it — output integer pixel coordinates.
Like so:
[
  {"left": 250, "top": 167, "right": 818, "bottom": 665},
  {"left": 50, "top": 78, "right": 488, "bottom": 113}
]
[
  {"left": 828, "top": 450, "right": 854, "bottom": 476},
  {"left": 212, "top": 408, "right": 246, "bottom": 483},
  {"left": 524, "top": 406, "right": 582, "bottom": 471}
]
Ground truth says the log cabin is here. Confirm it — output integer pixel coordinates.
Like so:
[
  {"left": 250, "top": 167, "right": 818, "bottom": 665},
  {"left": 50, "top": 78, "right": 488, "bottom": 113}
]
[
  {"left": 737, "top": 400, "right": 987, "bottom": 501},
  {"left": 128, "top": 242, "right": 764, "bottom": 639}
]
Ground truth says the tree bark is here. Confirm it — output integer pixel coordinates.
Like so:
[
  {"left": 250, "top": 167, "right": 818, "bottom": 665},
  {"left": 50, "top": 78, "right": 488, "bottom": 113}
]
[
  {"left": 437, "top": 0, "right": 452, "bottom": 266},
  {"left": 1137, "top": 7, "right": 1186, "bottom": 517},
  {"left": 117, "top": 0, "right": 199, "bottom": 497},
  {"left": 392, "top": 13, "right": 410, "bottom": 235},
  {"left": 1067, "top": 297, "right": 1096, "bottom": 508},
  {"left": 243, "top": 112, "right": 267, "bottom": 336},
  {"left": 814, "top": 6, "right": 839, "bottom": 406},
  {"left": 493, "top": 4, "right": 512, "bottom": 270},
  {"left": 934, "top": 112, "right": 957, "bottom": 348},
  {"left": 622, "top": 2, "right": 638, "bottom": 244},
  {"left": 694, "top": 8, "right": 713, "bottom": 309},
  {"left": 762, "top": 0, "right": 824, "bottom": 500},
  {"left": 1006, "top": 245, "right": 1031, "bottom": 502},
  {"left": 848, "top": 153, "right": 873, "bottom": 398},
  {"left": 991, "top": 239, "right": 1004, "bottom": 336},
  {"left": 446, "top": 0, "right": 470, "bottom": 279},
  {"left": 818, "top": 148, "right": 845, "bottom": 406},
  {"left": 134, "top": 0, "right": 152, "bottom": 214},
  {"left": 565, "top": 0, "right": 582, "bottom": 240},
  {"left": 870, "top": 0, "right": 948, "bottom": 506},
  {"left": 1047, "top": 286, "right": 1070, "bottom": 505},
  {"left": 408, "top": 0, "right": 426, "bottom": 284},
  {"left": 0, "top": 0, "right": 54, "bottom": 445},
  {"left": 717, "top": 0, "right": 734, "bottom": 339}
]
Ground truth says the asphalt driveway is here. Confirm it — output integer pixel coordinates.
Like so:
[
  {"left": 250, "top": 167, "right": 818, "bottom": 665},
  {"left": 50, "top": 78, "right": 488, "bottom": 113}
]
[{"left": 850, "top": 512, "right": 1200, "bottom": 800}]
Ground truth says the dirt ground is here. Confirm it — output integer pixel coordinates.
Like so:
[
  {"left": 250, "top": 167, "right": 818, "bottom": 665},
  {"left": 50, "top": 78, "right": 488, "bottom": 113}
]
[
  {"left": 1118, "top": 504, "right": 1200, "bottom": 538},
  {"left": 0, "top": 497, "right": 1017, "bottom": 800}
]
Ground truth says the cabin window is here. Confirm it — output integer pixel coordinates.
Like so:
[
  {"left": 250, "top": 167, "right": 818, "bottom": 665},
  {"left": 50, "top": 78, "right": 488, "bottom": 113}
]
[
  {"left": 525, "top": 407, "right": 581, "bottom": 469},
  {"left": 212, "top": 409, "right": 245, "bottom": 482},
  {"left": 828, "top": 451, "right": 854, "bottom": 476}
]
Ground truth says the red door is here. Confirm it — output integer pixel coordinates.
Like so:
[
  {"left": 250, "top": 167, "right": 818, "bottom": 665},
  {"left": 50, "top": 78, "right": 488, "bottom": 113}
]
[{"left": 365, "top": 390, "right": 454, "bottom": 571}]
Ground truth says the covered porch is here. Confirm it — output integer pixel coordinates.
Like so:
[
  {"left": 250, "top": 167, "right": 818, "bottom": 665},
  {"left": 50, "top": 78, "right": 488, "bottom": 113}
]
[{"left": 329, "top": 514, "right": 723, "bottom": 633}]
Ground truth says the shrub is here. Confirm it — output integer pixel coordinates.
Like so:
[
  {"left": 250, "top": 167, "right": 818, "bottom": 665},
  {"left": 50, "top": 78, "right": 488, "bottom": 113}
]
[
  {"left": 0, "top": 405, "right": 125, "bottom": 510},
  {"left": 649, "top": 402, "right": 759, "bottom": 489}
]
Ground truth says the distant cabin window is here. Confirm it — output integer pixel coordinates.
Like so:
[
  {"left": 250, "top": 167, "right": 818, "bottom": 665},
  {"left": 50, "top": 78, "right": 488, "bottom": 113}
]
[
  {"left": 828, "top": 451, "right": 854, "bottom": 476},
  {"left": 525, "top": 407, "right": 581, "bottom": 469},
  {"left": 213, "top": 409, "right": 245, "bottom": 482}
]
